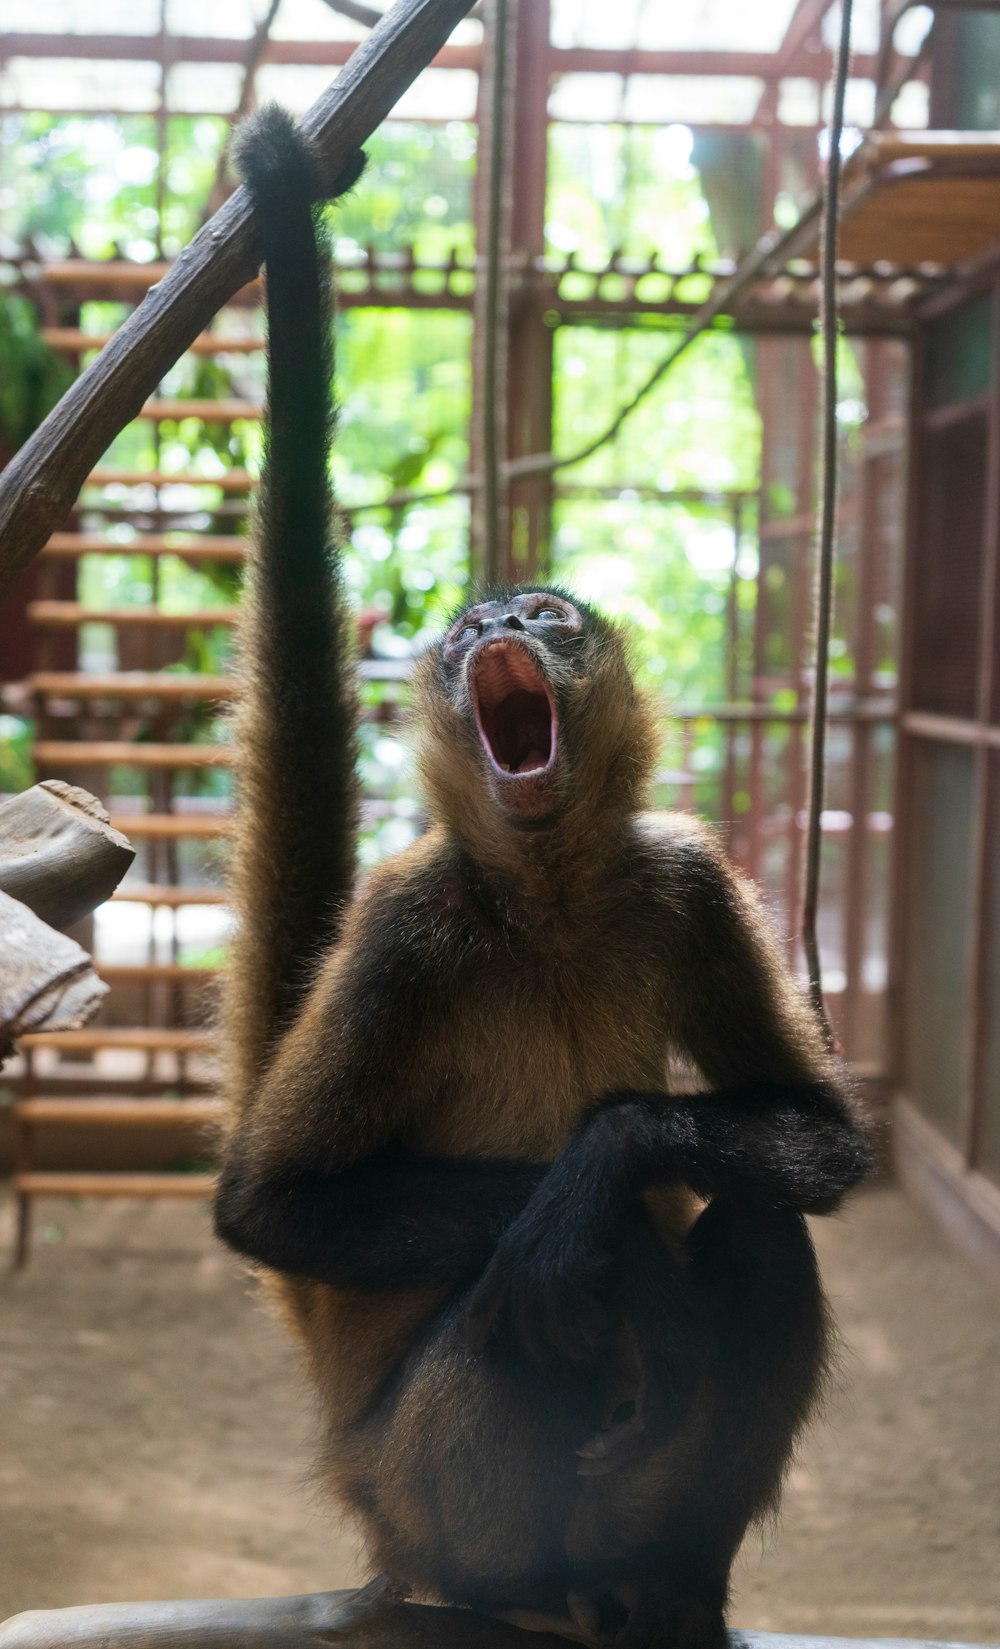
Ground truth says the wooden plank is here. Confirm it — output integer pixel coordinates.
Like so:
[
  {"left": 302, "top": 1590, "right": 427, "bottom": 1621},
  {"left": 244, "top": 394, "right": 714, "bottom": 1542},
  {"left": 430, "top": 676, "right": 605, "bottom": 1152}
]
[
  {"left": 138, "top": 398, "right": 262, "bottom": 422},
  {"left": 15, "top": 1097, "right": 225, "bottom": 1126},
  {"left": 14, "top": 1171, "right": 217, "bottom": 1197},
  {"left": 29, "top": 601, "right": 239, "bottom": 628},
  {"left": 29, "top": 671, "right": 237, "bottom": 702},
  {"left": 86, "top": 468, "right": 254, "bottom": 492},
  {"left": 110, "top": 885, "right": 227, "bottom": 906},
  {"left": 97, "top": 963, "right": 219, "bottom": 984},
  {"left": 20, "top": 1027, "right": 216, "bottom": 1053},
  {"left": 107, "top": 814, "right": 231, "bottom": 839},
  {"left": 43, "top": 328, "right": 263, "bottom": 356},
  {"left": 41, "top": 532, "right": 247, "bottom": 561},
  {"left": 34, "top": 742, "right": 233, "bottom": 769}
]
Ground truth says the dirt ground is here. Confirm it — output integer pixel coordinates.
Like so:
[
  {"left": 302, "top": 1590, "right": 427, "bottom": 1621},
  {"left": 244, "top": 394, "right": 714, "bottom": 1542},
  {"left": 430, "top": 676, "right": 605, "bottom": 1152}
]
[{"left": 1, "top": 1181, "right": 998, "bottom": 1641}]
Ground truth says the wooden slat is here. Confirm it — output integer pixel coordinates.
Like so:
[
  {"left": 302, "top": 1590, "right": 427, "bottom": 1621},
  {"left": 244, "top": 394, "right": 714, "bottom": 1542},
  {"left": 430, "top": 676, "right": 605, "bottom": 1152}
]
[
  {"left": 98, "top": 963, "right": 219, "bottom": 985},
  {"left": 34, "top": 742, "right": 233, "bottom": 769},
  {"left": 16, "top": 1096, "right": 225, "bottom": 1126},
  {"left": 20, "top": 1026, "right": 216, "bottom": 1053},
  {"left": 139, "top": 398, "right": 262, "bottom": 422},
  {"left": 107, "top": 813, "right": 231, "bottom": 839},
  {"left": 42, "top": 532, "right": 247, "bottom": 561},
  {"left": 29, "top": 671, "right": 236, "bottom": 702},
  {"left": 110, "top": 884, "right": 227, "bottom": 906},
  {"left": 14, "top": 1171, "right": 217, "bottom": 1197},
  {"left": 29, "top": 600, "right": 238, "bottom": 628},
  {"left": 43, "top": 327, "right": 262, "bottom": 356},
  {"left": 86, "top": 467, "right": 254, "bottom": 492}
]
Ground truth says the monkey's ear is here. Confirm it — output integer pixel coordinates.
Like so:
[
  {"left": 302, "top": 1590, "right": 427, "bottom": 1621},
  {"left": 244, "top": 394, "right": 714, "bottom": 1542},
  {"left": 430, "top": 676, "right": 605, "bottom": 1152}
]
[{"left": 329, "top": 148, "right": 367, "bottom": 199}]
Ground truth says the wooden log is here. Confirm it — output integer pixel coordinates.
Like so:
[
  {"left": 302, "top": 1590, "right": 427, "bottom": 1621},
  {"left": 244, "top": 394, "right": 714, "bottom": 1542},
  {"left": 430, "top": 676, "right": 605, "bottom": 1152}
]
[
  {"left": 0, "top": 781, "right": 134, "bottom": 933},
  {"left": 0, "top": 1587, "right": 990, "bottom": 1649},
  {"left": 0, "top": 888, "right": 107, "bottom": 1066},
  {"left": 0, "top": 1586, "right": 573, "bottom": 1649},
  {"left": 0, "top": 0, "right": 478, "bottom": 600}
]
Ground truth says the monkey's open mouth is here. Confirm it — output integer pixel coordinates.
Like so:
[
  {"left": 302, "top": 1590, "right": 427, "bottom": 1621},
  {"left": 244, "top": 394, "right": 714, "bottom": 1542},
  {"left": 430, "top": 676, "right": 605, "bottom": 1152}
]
[{"left": 472, "top": 641, "right": 556, "bottom": 780}]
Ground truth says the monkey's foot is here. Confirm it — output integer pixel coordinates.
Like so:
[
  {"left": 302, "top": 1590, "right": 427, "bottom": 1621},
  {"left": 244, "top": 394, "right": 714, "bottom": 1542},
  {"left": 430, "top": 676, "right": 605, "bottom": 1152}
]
[
  {"left": 611, "top": 1585, "right": 728, "bottom": 1649},
  {"left": 490, "top": 1592, "right": 616, "bottom": 1646},
  {"left": 576, "top": 1330, "right": 648, "bottom": 1477},
  {"left": 314, "top": 1574, "right": 411, "bottom": 1641}
]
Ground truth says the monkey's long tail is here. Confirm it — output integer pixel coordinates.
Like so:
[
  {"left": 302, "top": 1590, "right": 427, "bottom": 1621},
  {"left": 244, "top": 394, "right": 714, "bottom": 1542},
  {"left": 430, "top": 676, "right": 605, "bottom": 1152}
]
[{"left": 223, "top": 106, "right": 362, "bottom": 1107}]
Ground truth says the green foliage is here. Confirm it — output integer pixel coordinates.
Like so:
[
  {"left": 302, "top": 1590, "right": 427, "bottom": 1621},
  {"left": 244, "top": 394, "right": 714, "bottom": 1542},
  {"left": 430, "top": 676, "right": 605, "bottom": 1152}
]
[
  {"left": 0, "top": 716, "right": 35, "bottom": 793},
  {"left": 0, "top": 291, "right": 73, "bottom": 452}
]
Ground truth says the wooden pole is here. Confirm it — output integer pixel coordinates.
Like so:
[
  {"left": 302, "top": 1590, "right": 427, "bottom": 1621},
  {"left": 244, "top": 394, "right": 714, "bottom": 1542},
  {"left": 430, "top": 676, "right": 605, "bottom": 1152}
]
[{"left": 0, "top": 0, "right": 476, "bottom": 602}]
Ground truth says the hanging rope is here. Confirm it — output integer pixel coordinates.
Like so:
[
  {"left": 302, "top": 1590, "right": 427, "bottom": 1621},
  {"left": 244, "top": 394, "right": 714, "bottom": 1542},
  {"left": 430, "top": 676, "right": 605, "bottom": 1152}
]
[{"left": 801, "top": 0, "right": 855, "bottom": 1037}]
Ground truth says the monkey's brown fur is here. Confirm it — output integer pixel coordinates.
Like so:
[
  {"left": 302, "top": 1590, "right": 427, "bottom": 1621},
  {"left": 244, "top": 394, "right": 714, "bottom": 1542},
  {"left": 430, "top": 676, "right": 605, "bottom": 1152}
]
[{"left": 217, "top": 107, "right": 870, "bottom": 1649}]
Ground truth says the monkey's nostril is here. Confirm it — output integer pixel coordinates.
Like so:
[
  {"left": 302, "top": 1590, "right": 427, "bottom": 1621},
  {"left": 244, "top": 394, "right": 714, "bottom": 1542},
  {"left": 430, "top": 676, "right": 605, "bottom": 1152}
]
[{"left": 504, "top": 614, "right": 525, "bottom": 630}]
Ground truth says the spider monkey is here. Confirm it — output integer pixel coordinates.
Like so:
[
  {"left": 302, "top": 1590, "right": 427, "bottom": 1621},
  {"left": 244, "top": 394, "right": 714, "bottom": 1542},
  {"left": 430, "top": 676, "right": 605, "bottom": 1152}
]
[{"left": 215, "top": 106, "right": 873, "bottom": 1649}]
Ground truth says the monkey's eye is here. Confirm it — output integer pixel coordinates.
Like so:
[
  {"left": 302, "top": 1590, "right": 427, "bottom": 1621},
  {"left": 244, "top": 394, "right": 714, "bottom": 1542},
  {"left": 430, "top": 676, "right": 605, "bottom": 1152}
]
[
  {"left": 533, "top": 607, "right": 563, "bottom": 620},
  {"left": 459, "top": 623, "right": 480, "bottom": 641}
]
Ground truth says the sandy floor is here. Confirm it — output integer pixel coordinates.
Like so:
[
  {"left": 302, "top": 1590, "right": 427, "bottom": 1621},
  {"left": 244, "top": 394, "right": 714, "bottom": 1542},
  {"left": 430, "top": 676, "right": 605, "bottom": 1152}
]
[{"left": 0, "top": 1181, "right": 998, "bottom": 1641}]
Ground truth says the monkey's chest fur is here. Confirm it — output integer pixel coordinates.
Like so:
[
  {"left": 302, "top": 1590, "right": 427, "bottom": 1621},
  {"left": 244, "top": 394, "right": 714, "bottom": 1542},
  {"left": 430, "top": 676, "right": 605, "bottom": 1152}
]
[{"left": 407, "top": 874, "right": 676, "bottom": 1162}]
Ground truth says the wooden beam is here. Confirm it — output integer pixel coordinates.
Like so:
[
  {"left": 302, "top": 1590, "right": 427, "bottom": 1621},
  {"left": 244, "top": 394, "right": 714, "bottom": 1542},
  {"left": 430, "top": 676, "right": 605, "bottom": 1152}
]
[
  {"left": 0, "top": 781, "right": 134, "bottom": 933},
  {"left": 0, "top": 0, "right": 478, "bottom": 601}
]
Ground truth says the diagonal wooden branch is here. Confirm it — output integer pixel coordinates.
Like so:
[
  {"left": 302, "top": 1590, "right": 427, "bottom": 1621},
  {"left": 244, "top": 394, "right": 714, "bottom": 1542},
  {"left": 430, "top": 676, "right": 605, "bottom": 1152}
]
[{"left": 0, "top": 0, "right": 476, "bottom": 604}]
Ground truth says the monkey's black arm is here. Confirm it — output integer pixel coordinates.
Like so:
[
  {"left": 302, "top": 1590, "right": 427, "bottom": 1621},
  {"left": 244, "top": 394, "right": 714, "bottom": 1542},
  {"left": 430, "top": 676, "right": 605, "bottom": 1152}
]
[{"left": 214, "top": 1147, "right": 545, "bottom": 1290}]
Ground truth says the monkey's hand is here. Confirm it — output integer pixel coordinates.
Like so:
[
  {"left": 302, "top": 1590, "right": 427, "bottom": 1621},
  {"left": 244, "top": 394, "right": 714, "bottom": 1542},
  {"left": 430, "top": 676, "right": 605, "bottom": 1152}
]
[{"left": 465, "top": 1158, "right": 617, "bottom": 1366}]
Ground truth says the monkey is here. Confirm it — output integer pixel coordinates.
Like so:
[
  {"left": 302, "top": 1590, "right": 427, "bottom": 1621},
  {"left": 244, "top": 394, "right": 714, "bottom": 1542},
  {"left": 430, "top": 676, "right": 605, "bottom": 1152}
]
[{"left": 214, "top": 105, "right": 873, "bottom": 1649}]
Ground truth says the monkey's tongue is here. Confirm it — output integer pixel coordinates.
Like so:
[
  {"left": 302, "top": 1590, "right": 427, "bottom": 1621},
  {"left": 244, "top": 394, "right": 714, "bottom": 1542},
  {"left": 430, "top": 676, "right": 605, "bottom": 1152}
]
[{"left": 474, "top": 646, "right": 554, "bottom": 777}]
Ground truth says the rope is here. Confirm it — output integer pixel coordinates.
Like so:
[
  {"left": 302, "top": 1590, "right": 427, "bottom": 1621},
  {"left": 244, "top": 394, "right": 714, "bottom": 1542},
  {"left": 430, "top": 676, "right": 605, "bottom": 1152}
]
[{"left": 801, "top": 0, "right": 855, "bottom": 1037}]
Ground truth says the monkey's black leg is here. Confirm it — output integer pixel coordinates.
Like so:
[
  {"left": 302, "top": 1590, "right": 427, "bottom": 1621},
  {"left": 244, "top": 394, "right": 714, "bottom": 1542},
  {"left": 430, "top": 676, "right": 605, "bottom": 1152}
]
[{"left": 602, "top": 1197, "right": 829, "bottom": 1649}]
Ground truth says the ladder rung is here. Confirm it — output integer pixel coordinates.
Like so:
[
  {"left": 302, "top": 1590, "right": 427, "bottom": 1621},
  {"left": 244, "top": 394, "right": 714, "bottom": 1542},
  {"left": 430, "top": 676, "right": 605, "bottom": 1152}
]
[
  {"left": 21, "top": 1027, "right": 216, "bottom": 1054},
  {"left": 42, "top": 532, "right": 247, "bottom": 561},
  {"left": 110, "top": 885, "right": 227, "bottom": 907},
  {"left": 43, "top": 327, "right": 263, "bottom": 356},
  {"left": 29, "top": 601, "right": 238, "bottom": 628},
  {"left": 14, "top": 1171, "right": 217, "bottom": 1198},
  {"left": 86, "top": 467, "right": 254, "bottom": 493},
  {"left": 98, "top": 964, "right": 220, "bottom": 985},
  {"left": 139, "top": 399, "right": 262, "bottom": 422},
  {"left": 35, "top": 742, "right": 233, "bottom": 769},
  {"left": 16, "top": 1097, "right": 226, "bottom": 1126},
  {"left": 107, "top": 813, "right": 231, "bottom": 839},
  {"left": 29, "top": 671, "right": 236, "bottom": 702}
]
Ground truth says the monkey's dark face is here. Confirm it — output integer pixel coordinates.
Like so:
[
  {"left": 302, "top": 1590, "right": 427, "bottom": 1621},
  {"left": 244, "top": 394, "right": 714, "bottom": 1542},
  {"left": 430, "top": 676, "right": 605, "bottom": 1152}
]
[{"left": 441, "top": 590, "right": 583, "bottom": 821}]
